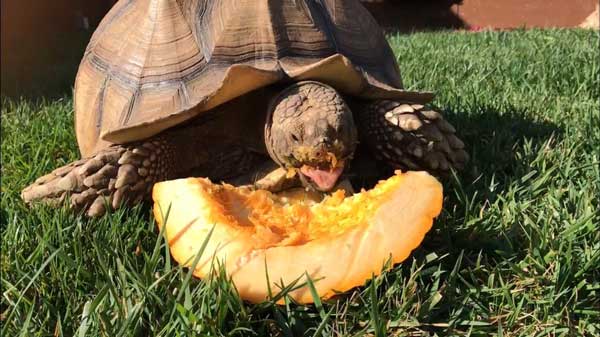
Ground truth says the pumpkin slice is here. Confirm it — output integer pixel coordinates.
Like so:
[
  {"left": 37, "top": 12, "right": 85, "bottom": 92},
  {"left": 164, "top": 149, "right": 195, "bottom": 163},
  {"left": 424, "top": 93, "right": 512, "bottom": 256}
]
[{"left": 152, "top": 171, "right": 443, "bottom": 303}]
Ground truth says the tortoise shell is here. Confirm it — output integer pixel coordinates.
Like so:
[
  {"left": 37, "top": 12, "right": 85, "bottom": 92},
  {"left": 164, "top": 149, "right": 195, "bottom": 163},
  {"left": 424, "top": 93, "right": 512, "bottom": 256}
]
[{"left": 75, "top": 0, "right": 433, "bottom": 156}]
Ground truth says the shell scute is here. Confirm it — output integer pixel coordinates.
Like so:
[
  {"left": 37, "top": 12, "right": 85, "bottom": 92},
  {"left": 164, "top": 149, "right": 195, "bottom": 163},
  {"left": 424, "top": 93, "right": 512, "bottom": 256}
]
[{"left": 75, "top": 0, "right": 432, "bottom": 156}]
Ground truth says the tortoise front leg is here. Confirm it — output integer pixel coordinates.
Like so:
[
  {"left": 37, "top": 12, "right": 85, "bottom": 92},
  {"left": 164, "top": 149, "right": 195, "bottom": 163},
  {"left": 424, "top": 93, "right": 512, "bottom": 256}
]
[
  {"left": 22, "top": 124, "right": 266, "bottom": 217},
  {"left": 356, "top": 100, "right": 469, "bottom": 174},
  {"left": 21, "top": 136, "right": 176, "bottom": 217}
]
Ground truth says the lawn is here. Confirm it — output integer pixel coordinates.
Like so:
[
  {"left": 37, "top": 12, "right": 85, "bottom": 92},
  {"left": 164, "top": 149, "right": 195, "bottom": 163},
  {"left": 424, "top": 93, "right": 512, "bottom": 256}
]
[{"left": 2, "top": 29, "right": 599, "bottom": 336}]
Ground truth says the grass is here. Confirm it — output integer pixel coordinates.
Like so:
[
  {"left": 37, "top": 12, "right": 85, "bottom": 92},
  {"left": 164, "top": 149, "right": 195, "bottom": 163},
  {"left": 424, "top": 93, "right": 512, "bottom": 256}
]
[{"left": 2, "top": 29, "right": 599, "bottom": 336}]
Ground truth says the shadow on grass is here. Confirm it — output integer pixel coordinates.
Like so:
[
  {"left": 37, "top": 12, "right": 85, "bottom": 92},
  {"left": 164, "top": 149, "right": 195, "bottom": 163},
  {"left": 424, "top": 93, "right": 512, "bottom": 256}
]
[
  {"left": 373, "top": 105, "right": 563, "bottom": 334},
  {"left": 362, "top": 0, "right": 468, "bottom": 33},
  {"left": 448, "top": 106, "right": 562, "bottom": 181},
  {"left": 423, "top": 103, "right": 562, "bottom": 258}
]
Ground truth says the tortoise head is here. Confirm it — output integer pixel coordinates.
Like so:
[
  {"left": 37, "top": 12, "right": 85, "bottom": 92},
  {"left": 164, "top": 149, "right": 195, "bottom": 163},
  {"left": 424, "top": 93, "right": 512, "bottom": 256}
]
[{"left": 265, "top": 81, "right": 358, "bottom": 192}]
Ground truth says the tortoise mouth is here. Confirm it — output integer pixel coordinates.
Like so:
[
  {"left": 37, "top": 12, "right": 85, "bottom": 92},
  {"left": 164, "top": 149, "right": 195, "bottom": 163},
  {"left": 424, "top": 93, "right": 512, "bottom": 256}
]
[
  {"left": 299, "top": 164, "right": 345, "bottom": 192},
  {"left": 290, "top": 146, "right": 351, "bottom": 192}
]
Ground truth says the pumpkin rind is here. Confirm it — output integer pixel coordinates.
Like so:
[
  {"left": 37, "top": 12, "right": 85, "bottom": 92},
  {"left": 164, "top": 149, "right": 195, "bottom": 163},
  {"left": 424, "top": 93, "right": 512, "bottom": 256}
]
[{"left": 152, "top": 171, "right": 443, "bottom": 303}]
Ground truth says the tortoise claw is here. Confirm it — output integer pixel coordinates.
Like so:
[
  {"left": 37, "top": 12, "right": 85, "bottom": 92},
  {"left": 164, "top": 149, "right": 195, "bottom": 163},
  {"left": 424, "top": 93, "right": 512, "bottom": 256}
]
[
  {"left": 359, "top": 100, "right": 469, "bottom": 175},
  {"left": 22, "top": 138, "right": 172, "bottom": 217}
]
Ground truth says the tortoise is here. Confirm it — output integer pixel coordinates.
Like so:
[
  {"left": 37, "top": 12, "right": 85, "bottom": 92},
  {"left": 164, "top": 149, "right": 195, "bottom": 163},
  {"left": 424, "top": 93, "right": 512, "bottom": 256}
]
[{"left": 22, "top": 0, "right": 468, "bottom": 217}]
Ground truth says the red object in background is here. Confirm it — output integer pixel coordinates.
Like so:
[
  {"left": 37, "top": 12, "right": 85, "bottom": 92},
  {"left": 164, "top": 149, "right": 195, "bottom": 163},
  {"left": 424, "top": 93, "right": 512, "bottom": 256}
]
[
  {"left": 454, "top": 0, "right": 598, "bottom": 30},
  {"left": 362, "top": 0, "right": 598, "bottom": 31}
]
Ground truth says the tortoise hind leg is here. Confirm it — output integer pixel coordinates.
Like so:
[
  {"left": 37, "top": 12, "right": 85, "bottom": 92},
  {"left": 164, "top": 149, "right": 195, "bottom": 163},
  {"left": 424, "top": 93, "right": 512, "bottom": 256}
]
[
  {"left": 356, "top": 100, "right": 469, "bottom": 174},
  {"left": 21, "top": 136, "right": 176, "bottom": 217}
]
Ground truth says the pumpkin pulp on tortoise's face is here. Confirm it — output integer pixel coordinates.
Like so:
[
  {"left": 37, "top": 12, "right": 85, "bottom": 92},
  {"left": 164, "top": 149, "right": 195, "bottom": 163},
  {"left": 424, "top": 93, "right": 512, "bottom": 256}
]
[
  {"left": 265, "top": 81, "right": 358, "bottom": 192},
  {"left": 289, "top": 143, "right": 350, "bottom": 192}
]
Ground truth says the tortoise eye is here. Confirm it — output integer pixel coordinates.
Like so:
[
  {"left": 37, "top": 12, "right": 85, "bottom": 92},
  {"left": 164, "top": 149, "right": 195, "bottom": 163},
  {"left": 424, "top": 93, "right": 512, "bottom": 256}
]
[{"left": 291, "top": 134, "right": 299, "bottom": 142}]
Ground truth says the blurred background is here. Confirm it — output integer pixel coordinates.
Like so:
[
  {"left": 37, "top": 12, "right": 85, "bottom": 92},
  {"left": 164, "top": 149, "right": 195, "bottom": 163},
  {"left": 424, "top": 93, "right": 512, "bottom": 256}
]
[{"left": 2, "top": 0, "right": 598, "bottom": 98}]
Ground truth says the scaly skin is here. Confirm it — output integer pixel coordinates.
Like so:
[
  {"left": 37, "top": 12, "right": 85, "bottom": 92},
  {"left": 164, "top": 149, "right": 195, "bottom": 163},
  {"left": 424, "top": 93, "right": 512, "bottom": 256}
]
[
  {"left": 21, "top": 82, "right": 358, "bottom": 216},
  {"left": 357, "top": 100, "right": 469, "bottom": 173},
  {"left": 21, "top": 137, "right": 174, "bottom": 217},
  {"left": 22, "top": 82, "right": 468, "bottom": 217},
  {"left": 21, "top": 103, "right": 269, "bottom": 217},
  {"left": 20, "top": 133, "right": 266, "bottom": 217}
]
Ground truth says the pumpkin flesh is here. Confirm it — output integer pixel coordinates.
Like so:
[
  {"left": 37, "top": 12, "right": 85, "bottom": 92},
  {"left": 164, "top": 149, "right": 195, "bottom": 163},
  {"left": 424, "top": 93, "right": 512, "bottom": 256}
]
[{"left": 152, "top": 171, "right": 443, "bottom": 303}]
